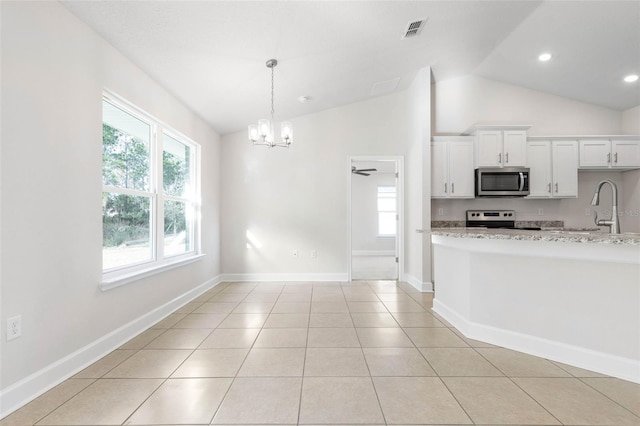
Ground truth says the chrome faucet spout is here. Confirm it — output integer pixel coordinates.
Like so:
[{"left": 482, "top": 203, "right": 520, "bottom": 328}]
[{"left": 590, "top": 180, "right": 620, "bottom": 234}]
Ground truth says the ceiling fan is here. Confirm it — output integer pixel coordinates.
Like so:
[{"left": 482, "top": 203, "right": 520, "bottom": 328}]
[{"left": 351, "top": 166, "right": 377, "bottom": 176}]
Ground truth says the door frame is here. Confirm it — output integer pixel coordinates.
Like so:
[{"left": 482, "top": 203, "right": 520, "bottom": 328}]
[{"left": 348, "top": 156, "right": 405, "bottom": 282}]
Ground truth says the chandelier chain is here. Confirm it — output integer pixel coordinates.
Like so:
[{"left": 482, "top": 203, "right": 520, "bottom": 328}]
[{"left": 270, "top": 64, "right": 275, "bottom": 119}]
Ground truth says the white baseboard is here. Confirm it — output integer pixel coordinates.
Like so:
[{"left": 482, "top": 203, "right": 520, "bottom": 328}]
[
  {"left": 433, "top": 299, "right": 640, "bottom": 384},
  {"left": 0, "top": 275, "right": 223, "bottom": 419},
  {"left": 403, "top": 273, "right": 433, "bottom": 292},
  {"left": 220, "top": 273, "right": 349, "bottom": 282}
]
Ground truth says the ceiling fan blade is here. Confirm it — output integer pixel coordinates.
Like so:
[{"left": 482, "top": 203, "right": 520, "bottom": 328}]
[
  {"left": 358, "top": 168, "right": 377, "bottom": 172},
  {"left": 355, "top": 172, "right": 370, "bottom": 176}
]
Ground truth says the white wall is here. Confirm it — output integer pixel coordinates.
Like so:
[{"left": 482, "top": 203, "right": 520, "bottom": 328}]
[
  {"left": 220, "top": 92, "right": 409, "bottom": 280},
  {"left": 622, "top": 105, "right": 640, "bottom": 135},
  {"left": 405, "top": 67, "right": 432, "bottom": 289},
  {"left": 433, "top": 75, "right": 622, "bottom": 136},
  {"left": 351, "top": 172, "right": 396, "bottom": 252},
  {"left": 0, "top": 1, "right": 221, "bottom": 414},
  {"left": 431, "top": 74, "right": 640, "bottom": 232}
]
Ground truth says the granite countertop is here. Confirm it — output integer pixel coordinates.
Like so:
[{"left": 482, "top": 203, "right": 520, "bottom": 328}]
[{"left": 429, "top": 227, "right": 640, "bottom": 246}]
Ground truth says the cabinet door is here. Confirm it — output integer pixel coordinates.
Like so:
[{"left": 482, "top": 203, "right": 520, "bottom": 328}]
[
  {"left": 476, "top": 131, "right": 503, "bottom": 167},
  {"left": 431, "top": 142, "right": 448, "bottom": 198},
  {"left": 579, "top": 140, "right": 611, "bottom": 167},
  {"left": 612, "top": 140, "right": 640, "bottom": 167},
  {"left": 526, "top": 141, "right": 552, "bottom": 198},
  {"left": 448, "top": 141, "right": 475, "bottom": 198},
  {"left": 552, "top": 141, "right": 578, "bottom": 198},
  {"left": 503, "top": 130, "right": 527, "bottom": 166}
]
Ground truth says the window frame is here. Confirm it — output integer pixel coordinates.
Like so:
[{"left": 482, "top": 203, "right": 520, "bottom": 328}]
[{"left": 101, "top": 91, "right": 202, "bottom": 290}]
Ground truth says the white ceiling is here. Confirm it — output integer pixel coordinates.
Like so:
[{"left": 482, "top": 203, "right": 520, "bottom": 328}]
[{"left": 61, "top": 1, "right": 640, "bottom": 136}]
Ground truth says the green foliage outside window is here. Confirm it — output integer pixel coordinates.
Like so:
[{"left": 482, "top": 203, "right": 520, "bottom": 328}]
[{"left": 102, "top": 124, "right": 189, "bottom": 248}]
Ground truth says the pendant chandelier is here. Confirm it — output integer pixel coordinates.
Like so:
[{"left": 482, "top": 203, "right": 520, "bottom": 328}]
[{"left": 248, "top": 59, "right": 293, "bottom": 148}]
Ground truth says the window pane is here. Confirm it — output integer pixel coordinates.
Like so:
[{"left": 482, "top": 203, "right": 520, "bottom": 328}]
[
  {"left": 378, "top": 198, "right": 396, "bottom": 212},
  {"left": 379, "top": 212, "right": 396, "bottom": 236},
  {"left": 102, "top": 100, "right": 151, "bottom": 191},
  {"left": 102, "top": 192, "right": 152, "bottom": 270},
  {"left": 163, "top": 134, "right": 191, "bottom": 197},
  {"left": 164, "top": 200, "right": 192, "bottom": 257}
]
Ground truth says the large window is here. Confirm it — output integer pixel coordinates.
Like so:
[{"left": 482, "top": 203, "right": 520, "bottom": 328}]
[
  {"left": 102, "top": 93, "right": 199, "bottom": 282},
  {"left": 377, "top": 185, "right": 397, "bottom": 236}
]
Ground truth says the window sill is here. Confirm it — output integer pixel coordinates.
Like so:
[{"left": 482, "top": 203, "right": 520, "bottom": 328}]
[
  {"left": 377, "top": 235, "right": 396, "bottom": 239},
  {"left": 101, "top": 254, "right": 205, "bottom": 291}
]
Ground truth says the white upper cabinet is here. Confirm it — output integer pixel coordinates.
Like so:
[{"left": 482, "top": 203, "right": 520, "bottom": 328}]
[
  {"left": 502, "top": 130, "right": 528, "bottom": 166},
  {"left": 551, "top": 141, "right": 579, "bottom": 197},
  {"left": 431, "top": 141, "right": 448, "bottom": 198},
  {"left": 526, "top": 141, "right": 553, "bottom": 197},
  {"left": 612, "top": 140, "right": 640, "bottom": 167},
  {"left": 431, "top": 137, "right": 474, "bottom": 199},
  {"left": 468, "top": 126, "right": 529, "bottom": 167},
  {"left": 527, "top": 140, "right": 578, "bottom": 199},
  {"left": 579, "top": 139, "right": 640, "bottom": 169},
  {"left": 476, "top": 130, "right": 503, "bottom": 167},
  {"left": 448, "top": 141, "right": 475, "bottom": 197}
]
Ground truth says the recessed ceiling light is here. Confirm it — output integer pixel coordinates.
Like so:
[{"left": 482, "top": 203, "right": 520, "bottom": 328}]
[
  {"left": 298, "top": 95, "right": 311, "bottom": 103},
  {"left": 538, "top": 53, "right": 552, "bottom": 62},
  {"left": 623, "top": 74, "right": 639, "bottom": 83}
]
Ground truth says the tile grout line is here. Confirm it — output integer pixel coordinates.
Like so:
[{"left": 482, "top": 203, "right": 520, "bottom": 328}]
[
  {"left": 470, "top": 345, "right": 565, "bottom": 425},
  {"left": 36, "top": 283, "right": 234, "bottom": 426},
  {"left": 209, "top": 281, "right": 297, "bottom": 425},
  {"left": 577, "top": 376, "right": 640, "bottom": 421},
  {"left": 296, "top": 283, "right": 314, "bottom": 426},
  {"left": 120, "top": 284, "right": 236, "bottom": 425}
]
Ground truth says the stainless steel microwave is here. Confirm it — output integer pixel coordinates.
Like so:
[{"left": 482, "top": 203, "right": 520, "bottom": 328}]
[{"left": 475, "top": 167, "right": 530, "bottom": 197}]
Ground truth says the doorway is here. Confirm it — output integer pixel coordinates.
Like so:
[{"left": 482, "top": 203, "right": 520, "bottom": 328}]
[{"left": 349, "top": 156, "right": 403, "bottom": 281}]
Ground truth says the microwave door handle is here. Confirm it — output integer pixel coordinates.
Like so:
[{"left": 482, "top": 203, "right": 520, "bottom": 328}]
[{"left": 519, "top": 172, "right": 525, "bottom": 191}]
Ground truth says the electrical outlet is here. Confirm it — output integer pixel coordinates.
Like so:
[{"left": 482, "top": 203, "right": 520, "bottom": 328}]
[
  {"left": 311, "top": 250, "right": 317, "bottom": 259},
  {"left": 538, "top": 208, "right": 544, "bottom": 216},
  {"left": 438, "top": 208, "right": 444, "bottom": 216},
  {"left": 292, "top": 250, "right": 298, "bottom": 258},
  {"left": 7, "top": 315, "right": 22, "bottom": 341}
]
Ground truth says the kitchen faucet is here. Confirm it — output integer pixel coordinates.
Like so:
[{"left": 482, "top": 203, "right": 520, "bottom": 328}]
[{"left": 590, "top": 179, "right": 620, "bottom": 234}]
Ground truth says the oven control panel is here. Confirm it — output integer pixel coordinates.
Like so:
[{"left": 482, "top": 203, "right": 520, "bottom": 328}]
[{"left": 466, "top": 210, "right": 515, "bottom": 220}]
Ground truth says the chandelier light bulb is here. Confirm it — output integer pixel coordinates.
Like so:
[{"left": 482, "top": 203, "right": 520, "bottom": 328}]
[
  {"left": 248, "top": 124, "right": 259, "bottom": 142},
  {"left": 281, "top": 122, "right": 293, "bottom": 142}
]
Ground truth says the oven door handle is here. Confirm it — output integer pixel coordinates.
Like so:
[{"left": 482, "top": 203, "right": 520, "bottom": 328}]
[{"left": 519, "top": 172, "right": 525, "bottom": 191}]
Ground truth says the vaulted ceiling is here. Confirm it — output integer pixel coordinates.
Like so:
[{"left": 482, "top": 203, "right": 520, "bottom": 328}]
[{"left": 61, "top": 1, "right": 640, "bottom": 135}]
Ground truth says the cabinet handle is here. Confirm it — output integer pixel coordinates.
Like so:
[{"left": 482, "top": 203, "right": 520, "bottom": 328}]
[
  {"left": 548, "top": 183, "right": 552, "bottom": 193},
  {"left": 498, "top": 153, "right": 502, "bottom": 164},
  {"left": 555, "top": 183, "right": 559, "bottom": 193},
  {"left": 451, "top": 183, "right": 455, "bottom": 194},
  {"left": 614, "top": 152, "right": 618, "bottom": 164},
  {"left": 444, "top": 183, "right": 447, "bottom": 193},
  {"left": 505, "top": 152, "right": 509, "bottom": 164},
  {"left": 607, "top": 152, "right": 611, "bottom": 163}
]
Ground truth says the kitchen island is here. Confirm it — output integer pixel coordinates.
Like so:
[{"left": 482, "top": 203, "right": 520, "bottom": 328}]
[{"left": 431, "top": 228, "right": 640, "bottom": 383}]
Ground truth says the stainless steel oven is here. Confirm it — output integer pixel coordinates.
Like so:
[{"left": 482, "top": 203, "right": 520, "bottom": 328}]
[{"left": 475, "top": 167, "right": 529, "bottom": 197}]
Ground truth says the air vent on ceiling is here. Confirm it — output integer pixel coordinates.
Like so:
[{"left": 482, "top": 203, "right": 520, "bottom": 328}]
[
  {"left": 370, "top": 77, "right": 400, "bottom": 97},
  {"left": 402, "top": 18, "right": 427, "bottom": 39}
]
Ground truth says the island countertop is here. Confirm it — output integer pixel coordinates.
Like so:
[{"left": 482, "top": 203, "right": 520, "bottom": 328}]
[{"left": 429, "top": 227, "right": 640, "bottom": 246}]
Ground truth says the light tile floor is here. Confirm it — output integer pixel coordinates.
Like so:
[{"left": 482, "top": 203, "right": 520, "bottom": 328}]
[{"left": 2, "top": 280, "right": 640, "bottom": 425}]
